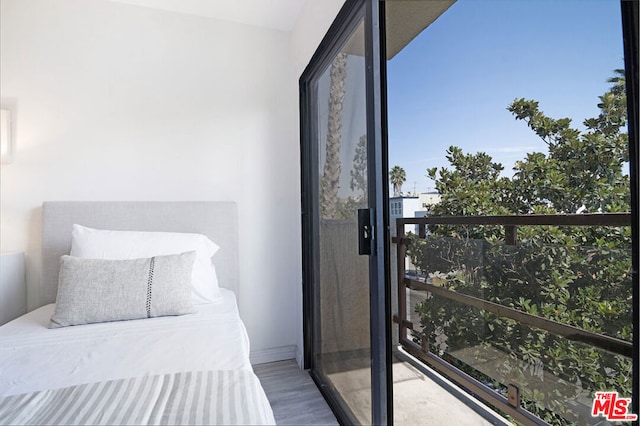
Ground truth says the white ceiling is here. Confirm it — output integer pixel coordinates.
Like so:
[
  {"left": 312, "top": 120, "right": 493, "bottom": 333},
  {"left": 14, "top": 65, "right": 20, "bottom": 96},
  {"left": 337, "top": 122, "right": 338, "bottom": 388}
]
[{"left": 108, "top": 0, "right": 309, "bottom": 31}]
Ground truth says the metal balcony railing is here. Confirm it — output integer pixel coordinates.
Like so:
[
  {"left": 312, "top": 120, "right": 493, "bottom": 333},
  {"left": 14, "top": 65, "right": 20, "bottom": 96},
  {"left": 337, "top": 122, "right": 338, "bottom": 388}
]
[{"left": 392, "top": 213, "right": 633, "bottom": 426}]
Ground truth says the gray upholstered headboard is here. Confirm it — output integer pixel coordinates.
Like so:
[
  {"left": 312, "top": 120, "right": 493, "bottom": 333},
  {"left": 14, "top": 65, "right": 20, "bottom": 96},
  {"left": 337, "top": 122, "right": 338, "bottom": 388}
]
[{"left": 41, "top": 201, "right": 238, "bottom": 305}]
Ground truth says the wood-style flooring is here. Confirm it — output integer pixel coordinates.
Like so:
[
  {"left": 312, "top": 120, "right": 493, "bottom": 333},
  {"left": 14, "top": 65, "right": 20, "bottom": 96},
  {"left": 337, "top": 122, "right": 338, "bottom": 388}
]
[
  {"left": 253, "top": 360, "right": 339, "bottom": 426},
  {"left": 254, "top": 356, "right": 510, "bottom": 426}
]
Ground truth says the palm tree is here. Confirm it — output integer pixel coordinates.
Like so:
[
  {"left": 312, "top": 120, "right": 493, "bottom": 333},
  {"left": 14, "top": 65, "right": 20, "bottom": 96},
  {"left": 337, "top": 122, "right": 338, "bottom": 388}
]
[
  {"left": 350, "top": 134, "right": 367, "bottom": 204},
  {"left": 320, "top": 52, "right": 347, "bottom": 219},
  {"left": 390, "top": 166, "right": 406, "bottom": 197}
]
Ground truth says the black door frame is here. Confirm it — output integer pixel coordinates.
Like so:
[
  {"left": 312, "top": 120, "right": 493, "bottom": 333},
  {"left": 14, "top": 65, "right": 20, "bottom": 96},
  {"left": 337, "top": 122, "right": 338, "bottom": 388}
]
[
  {"left": 365, "top": 1, "right": 393, "bottom": 424},
  {"left": 620, "top": 0, "right": 638, "bottom": 418},
  {"left": 299, "top": 0, "right": 393, "bottom": 424}
]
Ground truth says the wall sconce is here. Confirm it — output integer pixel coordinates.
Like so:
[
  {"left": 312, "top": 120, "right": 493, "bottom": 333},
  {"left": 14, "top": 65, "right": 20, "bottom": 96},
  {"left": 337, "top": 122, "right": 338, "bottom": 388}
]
[{"left": 1, "top": 108, "right": 12, "bottom": 164}]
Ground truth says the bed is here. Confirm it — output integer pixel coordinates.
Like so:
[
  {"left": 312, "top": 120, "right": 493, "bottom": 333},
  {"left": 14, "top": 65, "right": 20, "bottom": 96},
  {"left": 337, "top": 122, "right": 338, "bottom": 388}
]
[{"left": 0, "top": 201, "right": 276, "bottom": 425}]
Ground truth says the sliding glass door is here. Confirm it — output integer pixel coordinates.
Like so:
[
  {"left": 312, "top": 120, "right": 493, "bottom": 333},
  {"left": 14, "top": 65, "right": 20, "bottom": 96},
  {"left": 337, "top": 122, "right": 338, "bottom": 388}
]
[{"left": 300, "top": 1, "right": 391, "bottom": 424}]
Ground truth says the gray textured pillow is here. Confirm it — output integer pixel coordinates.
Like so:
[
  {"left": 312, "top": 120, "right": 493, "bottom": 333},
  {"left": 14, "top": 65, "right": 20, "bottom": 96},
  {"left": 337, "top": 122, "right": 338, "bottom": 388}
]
[{"left": 50, "top": 251, "right": 196, "bottom": 328}]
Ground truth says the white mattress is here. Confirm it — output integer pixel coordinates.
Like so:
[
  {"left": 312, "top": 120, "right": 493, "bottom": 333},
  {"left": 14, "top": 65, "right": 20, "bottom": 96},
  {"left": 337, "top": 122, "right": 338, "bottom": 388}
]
[{"left": 0, "top": 288, "right": 251, "bottom": 397}]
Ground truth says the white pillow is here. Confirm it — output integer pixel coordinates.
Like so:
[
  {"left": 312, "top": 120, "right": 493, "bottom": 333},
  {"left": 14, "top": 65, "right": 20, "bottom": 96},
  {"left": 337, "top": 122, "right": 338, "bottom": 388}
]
[{"left": 70, "top": 224, "right": 221, "bottom": 304}]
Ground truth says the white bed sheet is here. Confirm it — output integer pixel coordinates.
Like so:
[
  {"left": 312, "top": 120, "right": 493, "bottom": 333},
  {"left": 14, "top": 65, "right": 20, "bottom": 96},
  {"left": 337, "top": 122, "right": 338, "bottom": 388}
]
[{"left": 0, "top": 288, "right": 251, "bottom": 397}]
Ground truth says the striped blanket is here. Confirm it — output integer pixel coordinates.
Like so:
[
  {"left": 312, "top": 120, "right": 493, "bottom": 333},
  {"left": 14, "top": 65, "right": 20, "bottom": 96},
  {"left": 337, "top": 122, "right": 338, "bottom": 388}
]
[{"left": 0, "top": 370, "right": 275, "bottom": 425}]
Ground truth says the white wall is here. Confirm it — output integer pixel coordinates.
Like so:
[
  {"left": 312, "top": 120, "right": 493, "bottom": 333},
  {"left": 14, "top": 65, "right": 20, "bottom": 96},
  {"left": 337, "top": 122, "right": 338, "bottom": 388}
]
[
  {"left": 291, "top": 0, "right": 345, "bottom": 77},
  {"left": 0, "top": 0, "right": 303, "bottom": 362},
  {"left": 290, "top": 0, "right": 345, "bottom": 366}
]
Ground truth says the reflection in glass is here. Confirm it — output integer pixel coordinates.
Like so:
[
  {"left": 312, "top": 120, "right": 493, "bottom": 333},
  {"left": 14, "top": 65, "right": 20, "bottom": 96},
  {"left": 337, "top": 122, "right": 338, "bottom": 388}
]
[{"left": 314, "top": 19, "right": 371, "bottom": 424}]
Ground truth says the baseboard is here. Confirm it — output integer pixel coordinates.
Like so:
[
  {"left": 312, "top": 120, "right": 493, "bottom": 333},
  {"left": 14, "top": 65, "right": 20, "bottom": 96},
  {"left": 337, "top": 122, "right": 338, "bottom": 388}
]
[
  {"left": 250, "top": 345, "right": 297, "bottom": 365},
  {"left": 295, "top": 345, "right": 304, "bottom": 368}
]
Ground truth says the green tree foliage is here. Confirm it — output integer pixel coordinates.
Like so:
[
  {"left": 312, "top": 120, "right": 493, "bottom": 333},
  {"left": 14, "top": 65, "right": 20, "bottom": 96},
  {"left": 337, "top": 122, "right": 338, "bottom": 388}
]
[
  {"left": 507, "top": 70, "right": 629, "bottom": 215},
  {"left": 411, "top": 72, "right": 632, "bottom": 425}
]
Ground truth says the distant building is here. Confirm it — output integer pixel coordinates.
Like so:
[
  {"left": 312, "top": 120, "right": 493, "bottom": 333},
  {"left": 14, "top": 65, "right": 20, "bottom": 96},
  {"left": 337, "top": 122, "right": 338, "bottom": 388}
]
[
  {"left": 390, "top": 193, "right": 441, "bottom": 236},
  {"left": 390, "top": 193, "right": 441, "bottom": 281},
  {"left": 418, "top": 192, "right": 441, "bottom": 209},
  {"left": 390, "top": 195, "right": 419, "bottom": 220}
]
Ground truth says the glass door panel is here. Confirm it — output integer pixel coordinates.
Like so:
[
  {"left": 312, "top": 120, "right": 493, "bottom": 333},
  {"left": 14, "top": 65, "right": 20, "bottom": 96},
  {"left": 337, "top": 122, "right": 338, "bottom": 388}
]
[
  {"left": 302, "top": 2, "right": 392, "bottom": 423},
  {"left": 313, "top": 17, "right": 372, "bottom": 425}
]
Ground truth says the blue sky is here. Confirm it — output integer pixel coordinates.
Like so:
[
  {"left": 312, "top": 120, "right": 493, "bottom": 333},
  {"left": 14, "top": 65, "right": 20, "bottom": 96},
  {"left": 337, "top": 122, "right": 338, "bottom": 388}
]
[{"left": 387, "top": 0, "right": 625, "bottom": 194}]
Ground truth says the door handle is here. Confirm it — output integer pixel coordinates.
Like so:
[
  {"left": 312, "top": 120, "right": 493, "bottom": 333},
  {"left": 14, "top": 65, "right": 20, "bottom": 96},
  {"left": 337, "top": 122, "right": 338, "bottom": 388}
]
[{"left": 358, "top": 208, "right": 373, "bottom": 255}]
